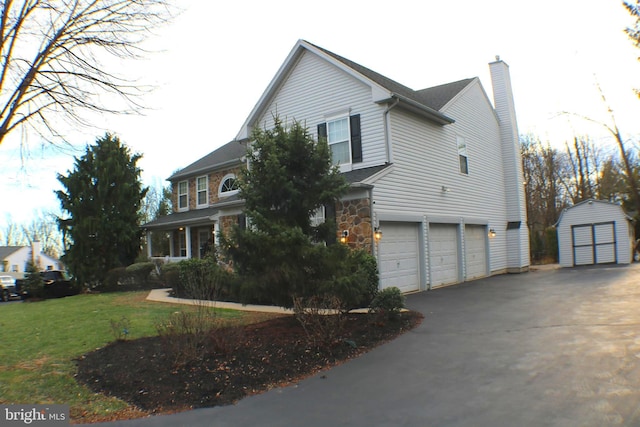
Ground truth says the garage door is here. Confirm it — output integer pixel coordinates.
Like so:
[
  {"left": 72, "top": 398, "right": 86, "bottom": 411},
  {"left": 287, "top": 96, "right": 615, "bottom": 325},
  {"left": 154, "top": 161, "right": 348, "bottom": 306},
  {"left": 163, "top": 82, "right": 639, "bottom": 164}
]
[
  {"left": 378, "top": 222, "right": 420, "bottom": 293},
  {"left": 429, "top": 224, "right": 459, "bottom": 288},
  {"left": 572, "top": 222, "right": 616, "bottom": 266},
  {"left": 465, "top": 225, "right": 487, "bottom": 280}
]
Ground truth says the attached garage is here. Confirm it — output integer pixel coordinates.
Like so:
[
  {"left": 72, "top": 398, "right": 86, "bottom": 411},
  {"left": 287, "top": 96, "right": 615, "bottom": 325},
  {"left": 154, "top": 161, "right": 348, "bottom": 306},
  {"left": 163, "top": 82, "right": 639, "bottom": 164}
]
[
  {"left": 556, "top": 199, "right": 634, "bottom": 267},
  {"left": 429, "top": 223, "right": 460, "bottom": 288},
  {"left": 378, "top": 222, "right": 421, "bottom": 293}
]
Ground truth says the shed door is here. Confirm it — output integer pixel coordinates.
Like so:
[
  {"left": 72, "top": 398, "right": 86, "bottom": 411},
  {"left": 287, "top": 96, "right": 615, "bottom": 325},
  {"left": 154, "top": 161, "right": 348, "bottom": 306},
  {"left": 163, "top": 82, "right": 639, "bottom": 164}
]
[
  {"left": 429, "top": 224, "right": 459, "bottom": 288},
  {"left": 572, "top": 222, "right": 616, "bottom": 266},
  {"left": 465, "top": 225, "right": 487, "bottom": 280},
  {"left": 378, "top": 222, "right": 420, "bottom": 293}
]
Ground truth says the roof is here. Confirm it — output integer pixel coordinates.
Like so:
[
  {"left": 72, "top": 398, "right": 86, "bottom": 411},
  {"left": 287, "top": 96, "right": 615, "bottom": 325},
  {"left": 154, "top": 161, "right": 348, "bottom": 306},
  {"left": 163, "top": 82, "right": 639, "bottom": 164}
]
[
  {"left": 309, "top": 41, "right": 473, "bottom": 112},
  {"left": 142, "top": 194, "right": 243, "bottom": 230},
  {"left": 342, "top": 164, "right": 391, "bottom": 185},
  {"left": 238, "top": 40, "right": 476, "bottom": 139},
  {"left": 555, "top": 199, "right": 634, "bottom": 226},
  {"left": 169, "top": 140, "right": 247, "bottom": 181},
  {"left": 0, "top": 246, "right": 23, "bottom": 260}
]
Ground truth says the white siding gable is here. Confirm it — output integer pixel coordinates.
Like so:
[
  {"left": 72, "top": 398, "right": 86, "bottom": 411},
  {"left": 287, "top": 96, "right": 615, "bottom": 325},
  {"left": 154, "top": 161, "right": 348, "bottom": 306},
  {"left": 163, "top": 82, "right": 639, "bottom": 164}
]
[{"left": 253, "top": 50, "right": 388, "bottom": 170}]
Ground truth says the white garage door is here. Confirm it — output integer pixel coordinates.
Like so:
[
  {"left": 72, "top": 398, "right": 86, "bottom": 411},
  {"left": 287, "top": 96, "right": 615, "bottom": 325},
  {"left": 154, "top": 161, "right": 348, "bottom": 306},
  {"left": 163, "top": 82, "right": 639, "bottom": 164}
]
[
  {"left": 465, "top": 225, "right": 487, "bottom": 280},
  {"left": 572, "top": 222, "right": 616, "bottom": 266},
  {"left": 429, "top": 224, "right": 459, "bottom": 288},
  {"left": 378, "top": 222, "right": 420, "bottom": 293}
]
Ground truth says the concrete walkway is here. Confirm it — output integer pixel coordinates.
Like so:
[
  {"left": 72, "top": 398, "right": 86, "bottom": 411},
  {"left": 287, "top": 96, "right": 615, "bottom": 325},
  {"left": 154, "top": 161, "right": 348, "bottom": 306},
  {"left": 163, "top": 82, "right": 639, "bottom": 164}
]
[
  {"left": 146, "top": 288, "right": 293, "bottom": 314},
  {"left": 99, "top": 264, "right": 640, "bottom": 426}
]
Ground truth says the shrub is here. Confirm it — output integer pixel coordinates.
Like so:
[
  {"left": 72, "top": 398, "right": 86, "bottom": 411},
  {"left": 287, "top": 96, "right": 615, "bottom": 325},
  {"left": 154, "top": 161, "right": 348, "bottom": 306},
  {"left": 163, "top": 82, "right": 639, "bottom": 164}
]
[
  {"left": 370, "top": 287, "right": 405, "bottom": 320},
  {"left": 309, "top": 246, "right": 380, "bottom": 312},
  {"left": 21, "top": 261, "right": 44, "bottom": 299},
  {"left": 160, "top": 262, "right": 181, "bottom": 290},
  {"left": 125, "top": 262, "right": 156, "bottom": 286},
  {"left": 293, "top": 295, "right": 348, "bottom": 348},
  {"left": 103, "top": 267, "right": 128, "bottom": 292}
]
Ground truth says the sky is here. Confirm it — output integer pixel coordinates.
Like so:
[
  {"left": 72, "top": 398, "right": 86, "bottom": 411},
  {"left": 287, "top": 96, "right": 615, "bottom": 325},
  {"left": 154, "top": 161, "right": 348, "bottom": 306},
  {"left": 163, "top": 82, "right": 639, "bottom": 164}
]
[{"left": 2, "top": 0, "right": 640, "bottom": 230}]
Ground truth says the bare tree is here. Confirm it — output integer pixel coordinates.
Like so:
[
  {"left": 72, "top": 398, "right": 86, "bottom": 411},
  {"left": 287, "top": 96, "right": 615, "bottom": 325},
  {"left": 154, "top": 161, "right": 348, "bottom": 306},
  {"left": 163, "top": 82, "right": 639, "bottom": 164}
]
[
  {"left": 0, "top": 214, "right": 25, "bottom": 245},
  {"left": 20, "top": 209, "right": 64, "bottom": 258},
  {"left": 624, "top": 0, "right": 640, "bottom": 98},
  {"left": 0, "top": 0, "right": 172, "bottom": 147}
]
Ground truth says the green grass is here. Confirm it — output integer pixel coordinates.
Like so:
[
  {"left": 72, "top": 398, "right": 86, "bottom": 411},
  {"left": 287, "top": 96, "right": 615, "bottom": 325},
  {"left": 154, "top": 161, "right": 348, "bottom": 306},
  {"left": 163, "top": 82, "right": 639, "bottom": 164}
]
[{"left": 0, "top": 291, "right": 258, "bottom": 421}]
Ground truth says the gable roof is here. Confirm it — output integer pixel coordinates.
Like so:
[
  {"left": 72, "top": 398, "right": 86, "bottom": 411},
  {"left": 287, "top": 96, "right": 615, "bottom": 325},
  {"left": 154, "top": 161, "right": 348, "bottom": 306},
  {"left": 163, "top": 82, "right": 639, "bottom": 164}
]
[
  {"left": 0, "top": 246, "right": 23, "bottom": 260},
  {"left": 237, "top": 40, "right": 477, "bottom": 140},
  {"left": 555, "top": 199, "right": 634, "bottom": 226},
  {"left": 169, "top": 140, "right": 247, "bottom": 181}
]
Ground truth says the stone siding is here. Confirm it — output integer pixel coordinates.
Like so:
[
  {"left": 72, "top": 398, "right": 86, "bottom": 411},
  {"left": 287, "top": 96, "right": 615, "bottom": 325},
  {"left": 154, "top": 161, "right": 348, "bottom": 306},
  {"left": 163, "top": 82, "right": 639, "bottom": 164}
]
[{"left": 336, "top": 198, "right": 373, "bottom": 253}]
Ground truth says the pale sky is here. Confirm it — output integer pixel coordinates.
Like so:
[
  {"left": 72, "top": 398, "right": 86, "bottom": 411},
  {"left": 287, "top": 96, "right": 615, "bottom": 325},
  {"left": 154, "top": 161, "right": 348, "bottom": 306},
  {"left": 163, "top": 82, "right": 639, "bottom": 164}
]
[{"left": 2, "top": 0, "right": 639, "bottom": 229}]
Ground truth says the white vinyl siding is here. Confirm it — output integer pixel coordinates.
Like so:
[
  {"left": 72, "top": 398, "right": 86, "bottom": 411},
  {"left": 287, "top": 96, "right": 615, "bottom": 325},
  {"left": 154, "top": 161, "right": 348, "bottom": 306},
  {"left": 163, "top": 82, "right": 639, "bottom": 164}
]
[
  {"left": 254, "top": 51, "right": 387, "bottom": 170},
  {"left": 374, "top": 81, "right": 509, "bottom": 275}
]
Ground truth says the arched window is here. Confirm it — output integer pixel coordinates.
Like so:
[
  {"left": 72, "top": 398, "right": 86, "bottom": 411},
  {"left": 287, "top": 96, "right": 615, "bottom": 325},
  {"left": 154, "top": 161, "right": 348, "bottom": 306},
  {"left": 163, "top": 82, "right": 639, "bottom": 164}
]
[{"left": 218, "top": 174, "right": 239, "bottom": 197}]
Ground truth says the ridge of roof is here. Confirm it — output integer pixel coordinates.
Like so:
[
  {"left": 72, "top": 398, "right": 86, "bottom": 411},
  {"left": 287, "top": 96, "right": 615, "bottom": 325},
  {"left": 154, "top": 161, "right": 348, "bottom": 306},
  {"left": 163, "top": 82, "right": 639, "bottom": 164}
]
[{"left": 304, "top": 40, "right": 473, "bottom": 114}]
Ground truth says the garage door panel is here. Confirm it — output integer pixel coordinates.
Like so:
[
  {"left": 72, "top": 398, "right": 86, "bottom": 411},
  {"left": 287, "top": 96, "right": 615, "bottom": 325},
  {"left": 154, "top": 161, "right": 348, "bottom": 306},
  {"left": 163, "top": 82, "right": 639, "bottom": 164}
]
[
  {"left": 572, "top": 222, "right": 616, "bottom": 266},
  {"left": 596, "top": 245, "right": 615, "bottom": 263},
  {"left": 594, "top": 224, "right": 614, "bottom": 243},
  {"left": 573, "top": 226, "right": 593, "bottom": 246},
  {"left": 574, "top": 247, "right": 594, "bottom": 265},
  {"left": 379, "top": 222, "right": 420, "bottom": 293},
  {"left": 465, "top": 225, "right": 487, "bottom": 280},
  {"left": 429, "top": 224, "right": 459, "bottom": 288}
]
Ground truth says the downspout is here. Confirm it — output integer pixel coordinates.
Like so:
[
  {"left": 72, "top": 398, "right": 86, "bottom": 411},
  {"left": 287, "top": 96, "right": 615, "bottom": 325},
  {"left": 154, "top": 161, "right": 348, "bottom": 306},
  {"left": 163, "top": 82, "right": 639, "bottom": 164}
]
[{"left": 383, "top": 98, "right": 400, "bottom": 164}]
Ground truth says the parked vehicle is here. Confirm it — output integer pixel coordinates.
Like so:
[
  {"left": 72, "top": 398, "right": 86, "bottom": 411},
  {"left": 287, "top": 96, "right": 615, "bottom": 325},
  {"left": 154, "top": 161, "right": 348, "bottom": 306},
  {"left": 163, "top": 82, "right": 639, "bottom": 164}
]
[
  {"left": 15, "top": 270, "right": 78, "bottom": 299},
  {"left": 0, "top": 275, "right": 18, "bottom": 302}
]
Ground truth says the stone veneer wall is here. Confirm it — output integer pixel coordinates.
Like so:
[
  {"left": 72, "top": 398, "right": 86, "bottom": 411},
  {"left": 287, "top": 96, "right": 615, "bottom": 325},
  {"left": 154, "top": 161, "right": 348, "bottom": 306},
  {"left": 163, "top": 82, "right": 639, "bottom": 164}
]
[
  {"left": 171, "top": 166, "right": 243, "bottom": 212},
  {"left": 337, "top": 198, "right": 372, "bottom": 254}
]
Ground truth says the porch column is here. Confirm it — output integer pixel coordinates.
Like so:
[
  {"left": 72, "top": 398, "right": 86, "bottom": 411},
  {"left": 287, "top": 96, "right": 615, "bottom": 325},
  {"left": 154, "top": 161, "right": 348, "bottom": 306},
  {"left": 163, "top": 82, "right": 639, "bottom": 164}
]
[
  {"left": 185, "top": 225, "right": 192, "bottom": 258},
  {"left": 146, "top": 231, "right": 152, "bottom": 258},
  {"left": 169, "top": 232, "right": 175, "bottom": 257}
]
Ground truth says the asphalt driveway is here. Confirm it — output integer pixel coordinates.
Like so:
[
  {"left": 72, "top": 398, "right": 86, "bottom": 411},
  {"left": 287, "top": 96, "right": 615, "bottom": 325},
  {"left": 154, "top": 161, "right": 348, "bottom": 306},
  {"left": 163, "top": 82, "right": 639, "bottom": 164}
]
[{"left": 98, "top": 264, "right": 640, "bottom": 427}]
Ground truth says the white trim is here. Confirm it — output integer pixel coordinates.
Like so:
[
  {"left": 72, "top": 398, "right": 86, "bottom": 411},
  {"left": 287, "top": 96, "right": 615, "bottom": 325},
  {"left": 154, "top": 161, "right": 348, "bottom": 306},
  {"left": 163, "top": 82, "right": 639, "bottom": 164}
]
[
  {"left": 177, "top": 180, "right": 189, "bottom": 212},
  {"left": 218, "top": 173, "right": 239, "bottom": 197},
  {"left": 196, "top": 175, "right": 208, "bottom": 208}
]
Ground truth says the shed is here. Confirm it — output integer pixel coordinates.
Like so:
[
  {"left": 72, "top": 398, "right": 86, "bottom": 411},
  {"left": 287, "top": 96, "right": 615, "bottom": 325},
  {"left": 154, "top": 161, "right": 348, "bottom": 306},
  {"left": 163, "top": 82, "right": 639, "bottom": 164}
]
[{"left": 556, "top": 199, "right": 635, "bottom": 267}]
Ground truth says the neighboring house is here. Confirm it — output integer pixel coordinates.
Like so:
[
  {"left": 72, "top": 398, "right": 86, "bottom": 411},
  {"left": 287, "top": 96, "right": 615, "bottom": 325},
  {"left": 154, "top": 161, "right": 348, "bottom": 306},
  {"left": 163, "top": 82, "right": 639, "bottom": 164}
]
[
  {"left": 556, "top": 199, "right": 635, "bottom": 267},
  {"left": 143, "top": 39, "right": 530, "bottom": 292},
  {"left": 0, "top": 240, "right": 63, "bottom": 277}
]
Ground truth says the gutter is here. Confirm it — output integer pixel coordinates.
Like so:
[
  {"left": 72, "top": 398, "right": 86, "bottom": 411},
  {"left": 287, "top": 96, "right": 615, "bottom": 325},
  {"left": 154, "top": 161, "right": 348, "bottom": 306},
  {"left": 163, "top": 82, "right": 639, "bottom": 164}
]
[
  {"left": 377, "top": 94, "right": 455, "bottom": 126},
  {"left": 383, "top": 98, "right": 400, "bottom": 164},
  {"left": 169, "top": 158, "right": 245, "bottom": 181}
]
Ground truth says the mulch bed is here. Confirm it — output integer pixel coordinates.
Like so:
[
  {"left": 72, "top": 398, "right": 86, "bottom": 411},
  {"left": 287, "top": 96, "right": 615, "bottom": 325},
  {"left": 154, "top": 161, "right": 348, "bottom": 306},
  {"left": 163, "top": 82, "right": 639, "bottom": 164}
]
[{"left": 75, "top": 311, "right": 422, "bottom": 419}]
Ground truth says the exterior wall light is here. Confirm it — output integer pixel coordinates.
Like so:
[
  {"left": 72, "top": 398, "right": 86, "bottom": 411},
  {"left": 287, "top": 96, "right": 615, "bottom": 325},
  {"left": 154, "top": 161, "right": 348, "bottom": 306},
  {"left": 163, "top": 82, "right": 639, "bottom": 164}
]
[
  {"left": 441, "top": 185, "right": 450, "bottom": 193},
  {"left": 488, "top": 228, "right": 496, "bottom": 238},
  {"left": 374, "top": 227, "right": 383, "bottom": 241},
  {"left": 340, "top": 230, "right": 349, "bottom": 244}
]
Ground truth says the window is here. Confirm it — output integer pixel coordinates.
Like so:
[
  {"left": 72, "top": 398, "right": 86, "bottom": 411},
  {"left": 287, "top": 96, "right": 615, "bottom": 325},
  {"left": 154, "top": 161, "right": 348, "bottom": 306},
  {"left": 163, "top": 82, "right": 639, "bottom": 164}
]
[
  {"left": 178, "top": 181, "right": 188, "bottom": 210},
  {"left": 219, "top": 174, "right": 239, "bottom": 197},
  {"left": 457, "top": 136, "right": 468, "bottom": 174},
  {"left": 196, "top": 176, "right": 208, "bottom": 207},
  {"left": 310, "top": 206, "right": 326, "bottom": 227},
  {"left": 318, "top": 114, "right": 362, "bottom": 167}
]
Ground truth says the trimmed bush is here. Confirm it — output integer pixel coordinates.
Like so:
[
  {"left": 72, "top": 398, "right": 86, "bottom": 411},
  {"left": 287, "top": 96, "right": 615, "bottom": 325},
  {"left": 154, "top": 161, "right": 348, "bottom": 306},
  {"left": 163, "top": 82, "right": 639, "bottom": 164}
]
[{"left": 370, "top": 287, "right": 405, "bottom": 320}]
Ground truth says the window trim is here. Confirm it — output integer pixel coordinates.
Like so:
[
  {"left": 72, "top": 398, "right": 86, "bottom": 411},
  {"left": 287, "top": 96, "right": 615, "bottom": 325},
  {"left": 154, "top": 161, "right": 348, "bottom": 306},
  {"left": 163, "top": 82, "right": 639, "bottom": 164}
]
[
  {"left": 218, "top": 174, "right": 239, "bottom": 197},
  {"left": 457, "top": 136, "right": 469, "bottom": 175},
  {"left": 177, "top": 180, "right": 189, "bottom": 211},
  {"left": 196, "top": 175, "right": 208, "bottom": 208},
  {"left": 310, "top": 206, "right": 326, "bottom": 227},
  {"left": 326, "top": 115, "right": 352, "bottom": 169}
]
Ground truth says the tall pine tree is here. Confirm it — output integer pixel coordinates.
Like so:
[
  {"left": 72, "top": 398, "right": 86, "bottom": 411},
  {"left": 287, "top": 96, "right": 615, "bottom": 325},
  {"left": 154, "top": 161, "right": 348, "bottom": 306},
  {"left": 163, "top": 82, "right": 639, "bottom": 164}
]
[
  {"left": 56, "top": 133, "right": 148, "bottom": 288},
  {"left": 223, "top": 117, "right": 349, "bottom": 307}
]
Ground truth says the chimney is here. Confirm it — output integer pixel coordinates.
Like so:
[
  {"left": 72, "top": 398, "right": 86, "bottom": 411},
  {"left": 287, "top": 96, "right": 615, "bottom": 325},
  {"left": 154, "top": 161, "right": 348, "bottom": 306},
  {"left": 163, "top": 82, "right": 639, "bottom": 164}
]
[
  {"left": 489, "top": 58, "right": 530, "bottom": 272},
  {"left": 31, "top": 240, "right": 42, "bottom": 269}
]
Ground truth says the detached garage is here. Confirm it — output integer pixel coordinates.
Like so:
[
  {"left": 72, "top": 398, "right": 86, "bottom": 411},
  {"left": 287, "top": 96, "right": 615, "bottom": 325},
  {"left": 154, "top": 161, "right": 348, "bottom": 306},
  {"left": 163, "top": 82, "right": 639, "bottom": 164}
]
[{"left": 556, "top": 199, "right": 635, "bottom": 267}]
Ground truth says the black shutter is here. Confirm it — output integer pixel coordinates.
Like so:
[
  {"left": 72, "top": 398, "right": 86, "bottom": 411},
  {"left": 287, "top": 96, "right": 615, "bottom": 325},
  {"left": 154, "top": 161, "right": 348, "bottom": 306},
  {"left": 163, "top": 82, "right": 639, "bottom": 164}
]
[
  {"left": 317, "top": 123, "right": 327, "bottom": 141},
  {"left": 350, "top": 114, "right": 362, "bottom": 163},
  {"left": 324, "top": 202, "right": 337, "bottom": 245}
]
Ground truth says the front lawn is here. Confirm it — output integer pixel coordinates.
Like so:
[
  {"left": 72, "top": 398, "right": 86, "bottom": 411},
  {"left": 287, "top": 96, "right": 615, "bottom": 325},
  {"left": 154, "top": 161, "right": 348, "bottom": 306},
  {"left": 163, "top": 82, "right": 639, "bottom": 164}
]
[{"left": 0, "top": 292, "right": 275, "bottom": 422}]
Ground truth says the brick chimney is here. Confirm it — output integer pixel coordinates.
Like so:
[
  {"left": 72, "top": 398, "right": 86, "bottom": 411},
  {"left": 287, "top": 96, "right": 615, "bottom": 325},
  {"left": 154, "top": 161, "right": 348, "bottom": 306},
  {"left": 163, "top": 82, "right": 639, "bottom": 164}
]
[{"left": 489, "top": 57, "right": 530, "bottom": 272}]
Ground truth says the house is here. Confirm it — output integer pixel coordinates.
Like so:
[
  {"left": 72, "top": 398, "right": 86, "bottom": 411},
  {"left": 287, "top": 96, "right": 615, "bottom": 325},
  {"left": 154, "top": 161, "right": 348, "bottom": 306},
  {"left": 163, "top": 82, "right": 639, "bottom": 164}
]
[
  {"left": 556, "top": 199, "right": 635, "bottom": 267},
  {"left": 0, "top": 240, "right": 63, "bottom": 277},
  {"left": 143, "top": 40, "right": 530, "bottom": 292}
]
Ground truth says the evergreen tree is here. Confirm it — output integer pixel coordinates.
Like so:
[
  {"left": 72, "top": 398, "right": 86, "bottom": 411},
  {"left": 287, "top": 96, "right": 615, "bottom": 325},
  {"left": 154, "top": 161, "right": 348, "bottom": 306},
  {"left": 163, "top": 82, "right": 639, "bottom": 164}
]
[
  {"left": 223, "top": 117, "right": 349, "bottom": 307},
  {"left": 56, "top": 133, "right": 148, "bottom": 288}
]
